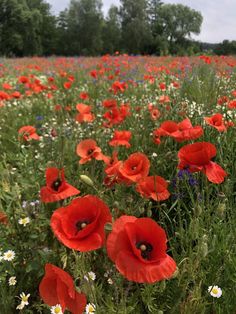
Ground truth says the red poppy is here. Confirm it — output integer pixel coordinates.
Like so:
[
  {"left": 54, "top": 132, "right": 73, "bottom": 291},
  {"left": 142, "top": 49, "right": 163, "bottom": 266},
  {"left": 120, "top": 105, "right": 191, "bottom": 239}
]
[
  {"left": 40, "top": 168, "right": 80, "bottom": 203},
  {"left": 228, "top": 100, "right": 236, "bottom": 109},
  {"left": 175, "top": 118, "right": 203, "bottom": 142},
  {"left": 64, "top": 81, "right": 72, "bottom": 89},
  {"left": 102, "top": 99, "right": 117, "bottom": 108},
  {"left": 204, "top": 113, "right": 227, "bottom": 132},
  {"left": 103, "top": 151, "right": 123, "bottom": 187},
  {"left": 51, "top": 195, "right": 112, "bottom": 251},
  {"left": 0, "top": 211, "right": 8, "bottom": 225},
  {"left": 150, "top": 108, "right": 161, "bottom": 120},
  {"left": 119, "top": 152, "right": 150, "bottom": 183},
  {"left": 76, "top": 139, "right": 106, "bottom": 164},
  {"left": 178, "top": 142, "right": 227, "bottom": 184},
  {"left": 75, "top": 103, "right": 95, "bottom": 123},
  {"left": 79, "top": 92, "right": 89, "bottom": 100},
  {"left": 103, "top": 107, "right": 125, "bottom": 127},
  {"left": 159, "top": 95, "right": 170, "bottom": 104},
  {"left": 153, "top": 119, "right": 203, "bottom": 144},
  {"left": 111, "top": 81, "right": 127, "bottom": 94},
  {"left": 106, "top": 216, "right": 176, "bottom": 283},
  {"left": 18, "top": 125, "right": 40, "bottom": 141},
  {"left": 39, "top": 263, "right": 86, "bottom": 314},
  {"left": 136, "top": 176, "right": 170, "bottom": 201},
  {"left": 109, "top": 130, "right": 132, "bottom": 148}
]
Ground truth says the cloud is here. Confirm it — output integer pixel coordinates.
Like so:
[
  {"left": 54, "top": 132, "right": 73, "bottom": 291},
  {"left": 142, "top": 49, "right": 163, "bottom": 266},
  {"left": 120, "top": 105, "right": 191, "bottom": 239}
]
[{"left": 47, "top": 0, "right": 236, "bottom": 43}]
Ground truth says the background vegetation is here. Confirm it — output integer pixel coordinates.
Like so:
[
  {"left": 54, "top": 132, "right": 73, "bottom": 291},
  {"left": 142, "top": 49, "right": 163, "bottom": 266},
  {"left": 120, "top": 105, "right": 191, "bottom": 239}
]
[{"left": 1, "top": 0, "right": 230, "bottom": 57}]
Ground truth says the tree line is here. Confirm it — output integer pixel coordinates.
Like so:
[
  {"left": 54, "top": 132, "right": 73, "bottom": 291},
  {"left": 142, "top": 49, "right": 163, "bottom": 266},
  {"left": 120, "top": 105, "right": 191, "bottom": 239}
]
[{"left": 0, "top": 0, "right": 234, "bottom": 57}]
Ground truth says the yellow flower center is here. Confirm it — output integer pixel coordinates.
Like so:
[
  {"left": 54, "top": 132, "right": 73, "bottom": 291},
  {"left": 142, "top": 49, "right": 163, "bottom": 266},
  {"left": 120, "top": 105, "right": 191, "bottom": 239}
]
[
  {"left": 22, "top": 296, "right": 28, "bottom": 302},
  {"left": 88, "top": 305, "right": 95, "bottom": 312},
  {"left": 54, "top": 307, "right": 61, "bottom": 314},
  {"left": 212, "top": 288, "right": 218, "bottom": 294}
]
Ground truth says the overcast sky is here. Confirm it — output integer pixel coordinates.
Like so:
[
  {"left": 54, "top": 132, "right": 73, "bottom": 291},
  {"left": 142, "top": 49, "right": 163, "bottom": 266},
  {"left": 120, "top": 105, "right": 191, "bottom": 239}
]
[{"left": 48, "top": 0, "right": 236, "bottom": 43}]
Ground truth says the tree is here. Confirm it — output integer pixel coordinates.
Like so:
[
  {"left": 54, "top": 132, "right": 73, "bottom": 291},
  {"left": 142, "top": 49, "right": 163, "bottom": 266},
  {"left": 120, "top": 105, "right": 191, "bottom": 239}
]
[
  {"left": 158, "top": 4, "right": 203, "bottom": 54},
  {"left": 120, "top": 0, "right": 152, "bottom": 54},
  {"left": 102, "top": 5, "right": 121, "bottom": 54},
  {"left": 0, "top": 0, "right": 57, "bottom": 56},
  {"left": 67, "top": 0, "right": 104, "bottom": 55}
]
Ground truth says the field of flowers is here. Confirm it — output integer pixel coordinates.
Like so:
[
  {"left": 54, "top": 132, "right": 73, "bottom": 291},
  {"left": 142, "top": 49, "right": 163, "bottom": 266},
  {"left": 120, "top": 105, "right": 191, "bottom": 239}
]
[{"left": 0, "top": 55, "right": 236, "bottom": 314}]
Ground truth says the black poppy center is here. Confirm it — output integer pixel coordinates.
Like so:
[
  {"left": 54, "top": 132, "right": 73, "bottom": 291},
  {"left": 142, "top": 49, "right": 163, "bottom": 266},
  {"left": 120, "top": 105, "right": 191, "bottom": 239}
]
[
  {"left": 87, "top": 149, "right": 94, "bottom": 156},
  {"left": 136, "top": 241, "right": 153, "bottom": 260},
  {"left": 52, "top": 179, "right": 62, "bottom": 191},
  {"left": 76, "top": 220, "right": 90, "bottom": 231}
]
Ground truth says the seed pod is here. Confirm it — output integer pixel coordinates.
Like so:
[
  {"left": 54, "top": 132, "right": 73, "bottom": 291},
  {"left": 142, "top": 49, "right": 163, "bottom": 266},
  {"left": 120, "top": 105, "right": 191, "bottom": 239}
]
[{"left": 80, "top": 175, "right": 94, "bottom": 187}]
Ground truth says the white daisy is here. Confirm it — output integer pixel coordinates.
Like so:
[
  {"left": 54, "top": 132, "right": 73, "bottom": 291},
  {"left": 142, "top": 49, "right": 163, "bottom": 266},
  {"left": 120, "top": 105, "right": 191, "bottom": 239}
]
[
  {"left": 84, "top": 271, "right": 96, "bottom": 281},
  {"left": 19, "top": 292, "right": 30, "bottom": 305},
  {"left": 16, "top": 302, "right": 25, "bottom": 310},
  {"left": 3, "top": 250, "right": 15, "bottom": 261},
  {"left": 18, "top": 217, "right": 30, "bottom": 226},
  {"left": 85, "top": 303, "right": 96, "bottom": 313},
  {"left": 208, "top": 285, "right": 222, "bottom": 298},
  {"left": 8, "top": 276, "right": 17, "bottom": 286},
  {"left": 51, "top": 304, "right": 63, "bottom": 314}
]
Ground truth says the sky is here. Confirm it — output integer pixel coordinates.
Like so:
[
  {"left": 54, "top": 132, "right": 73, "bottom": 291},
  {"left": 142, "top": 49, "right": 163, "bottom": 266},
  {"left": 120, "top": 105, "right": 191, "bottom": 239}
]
[{"left": 47, "top": 0, "right": 236, "bottom": 43}]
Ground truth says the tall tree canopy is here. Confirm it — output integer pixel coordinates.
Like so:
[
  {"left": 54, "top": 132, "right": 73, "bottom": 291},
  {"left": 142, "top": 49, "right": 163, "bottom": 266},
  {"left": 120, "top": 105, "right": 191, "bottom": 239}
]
[
  {"left": 0, "top": 0, "right": 206, "bottom": 56},
  {"left": 120, "top": 0, "right": 152, "bottom": 54}
]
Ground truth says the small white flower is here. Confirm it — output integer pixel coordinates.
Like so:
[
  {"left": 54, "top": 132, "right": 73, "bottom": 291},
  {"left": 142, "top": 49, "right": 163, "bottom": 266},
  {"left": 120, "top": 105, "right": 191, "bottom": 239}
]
[
  {"left": 85, "top": 303, "right": 96, "bottom": 313},
  {"left": 152, "top": 152, "right": 157, "bottom": 157},
  {"left": 16, "top": 302, "right": 25, "bottom": 310},
  {"left": 20, "top": 292, "right": 30, "bottom": 305},
  {"left": 18, "top": 217, "right": 30, "bottom": 226},
  {"left": 84, "top": 271, "right": 96, "bottom": 281},
  {"left": 8, "top": 276, "right": 17, "bottom": 286},
  {"left": 107, "top": 278, "right": 113, "bottom": 285},
  {"left": 3, "top": 250, "right": 15, "bottom": 261},
  {"left": 208, "top": 285, "right": 222, "bottom": 298},
  {"left": 51, "top": 304, "right": 63, "bottom": 314}
]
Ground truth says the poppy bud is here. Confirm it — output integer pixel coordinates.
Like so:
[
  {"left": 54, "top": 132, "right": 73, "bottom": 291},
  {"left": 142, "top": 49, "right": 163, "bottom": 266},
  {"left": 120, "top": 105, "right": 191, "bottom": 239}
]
[
  {"left": 217, "top": 202, "right": 226, "bottom": 218},
  {"left": 200, "top": 242, "right": 208, "bottom": 258},
  {"left": 80, "top": 175, "right": 94, "bottom": 187},
  {"left": 105, "top": 222, "right": 113, "bottom": 232},
  {"left": 194, "top": 205, "right": 202, "bottom": 216}
]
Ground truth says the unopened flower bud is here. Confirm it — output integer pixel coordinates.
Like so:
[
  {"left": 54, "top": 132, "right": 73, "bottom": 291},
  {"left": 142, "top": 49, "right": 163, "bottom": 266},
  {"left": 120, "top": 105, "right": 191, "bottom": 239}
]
[
  {"left": 217, "top": 203, "right": 226, "bottom": 218},
  {"left": 80, "top": 175, "right": 94, "bottom": 187}
]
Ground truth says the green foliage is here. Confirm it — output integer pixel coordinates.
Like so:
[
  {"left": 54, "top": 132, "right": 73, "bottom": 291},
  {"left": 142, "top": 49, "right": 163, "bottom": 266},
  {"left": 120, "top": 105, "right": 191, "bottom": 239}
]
[
  {"left": 0, "top": 0, "right": 205, "bottom": 56},
  {"left": 0, "top": 56, "right": 236, "bottom": 312}
]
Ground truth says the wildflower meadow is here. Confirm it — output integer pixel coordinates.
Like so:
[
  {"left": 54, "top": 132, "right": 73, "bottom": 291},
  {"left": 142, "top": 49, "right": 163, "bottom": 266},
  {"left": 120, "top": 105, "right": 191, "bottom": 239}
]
[{"left": 0, "top": 55, "right": 236, "bottom": 313}]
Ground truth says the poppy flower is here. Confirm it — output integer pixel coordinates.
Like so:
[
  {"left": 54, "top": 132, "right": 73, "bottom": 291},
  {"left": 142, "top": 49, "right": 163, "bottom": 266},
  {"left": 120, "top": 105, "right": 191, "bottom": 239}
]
[
  {"left": 39, "top": 263, "right": 86, "bottom": 314},
  {"left": 75, "top": 103, "right": 95, "bottom": 123},
  {"left": 106, "top": 216, "right": 176, "bottom": 283},
  {"left": 150, "top": 108, "right": 161, "bottom": 120},
  {"left": 119, "top": 152, "right": 150, "bottom": 183},
  {"left": 76, "top": 139, "right": 107, "bottom": 164},
  {"left": 103, "top": 151, "right": 123, "bottom": 187},
  {"left": 109, "top": 130, "right": 132, "bottom": 148},
  {"left": 175, "top": 118, "right": 203, "bottom": 142},
  {"left": 18, "top": 125, "right": 40, "bottom": 141},
  {"left": 153, "top": 119, "right": 203, "bottom": 144},
  {"left": 79, "top": 92, "right": 89, "bottom": 100},
  {"left": 204, "top": 113, "right": 227, "bottom": 132},
  {"left": 178, "top": 142, "right": 227, "bottom": 184},
  {"left": 136, "top": 176, "right": 170, "bottom": 201},
  {"left": 51, "top": 195, "right": 112, "bottom": 251},
  {"left": 111, "top": 81, "right": 127, "bottom": 94},
  {"left": 40, "top": 168, "right": 80, "bottom": 203},
  {"left": 64, "top": 81, "right": 72, "bottom": 89},
  {"left": 227, "top": 100, "right": 236, "bottom": 109},
  {"left": 102, "top": 99, "right": 117, "bottom": 108},
  {"left": 0, "top": 211, "right": 8, "bottom": 225}
]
